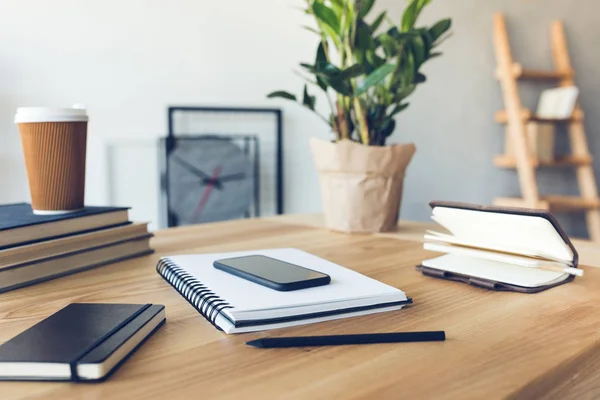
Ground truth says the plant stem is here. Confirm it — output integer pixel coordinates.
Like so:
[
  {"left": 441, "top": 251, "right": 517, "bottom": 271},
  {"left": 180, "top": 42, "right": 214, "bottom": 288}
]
[
  {"left": 312, "top": 109, "right": 333, "bottom": 126},
  {"left": 344, "top": 28, "right": 369, "bottom": 145},
  {"left": 326, "top": 93, "right": 340, "bottom": 139},
  {"left": 336, "top": 102, "right": 349, "bottom": 140},
  {"left": 353, "top": 97, "right": 370, "bottom": 145},
  {"left": 387, "top": 44, "right": 405, "bottom": 91}
]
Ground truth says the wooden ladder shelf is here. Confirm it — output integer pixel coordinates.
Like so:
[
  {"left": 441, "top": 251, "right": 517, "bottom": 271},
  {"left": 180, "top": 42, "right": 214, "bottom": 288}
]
[{"left": 493, "top": 13, "right": 600, "bottom": 240}]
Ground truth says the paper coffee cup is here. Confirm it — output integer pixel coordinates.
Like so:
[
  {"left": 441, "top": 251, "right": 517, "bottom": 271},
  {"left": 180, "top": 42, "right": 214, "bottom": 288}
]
[{"left": 15, "top": 107, "right": 89, "bottom": 215}]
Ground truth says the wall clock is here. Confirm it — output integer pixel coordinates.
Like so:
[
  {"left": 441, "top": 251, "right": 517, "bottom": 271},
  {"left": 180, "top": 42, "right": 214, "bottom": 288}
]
[
  {"left": 167, "top": 106, "right": 283, "bottom": 218},
  {"left": 159, "top": 135, "right": 259, "bottom": 227}
]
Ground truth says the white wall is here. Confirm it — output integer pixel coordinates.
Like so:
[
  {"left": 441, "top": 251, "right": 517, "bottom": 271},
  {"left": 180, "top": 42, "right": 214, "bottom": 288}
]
[
  {"left": 0, "top": 0, "right": 338, "bottom": 226},
  {"left": 3, "top": 0, "right": 599, "bottom": 236}
]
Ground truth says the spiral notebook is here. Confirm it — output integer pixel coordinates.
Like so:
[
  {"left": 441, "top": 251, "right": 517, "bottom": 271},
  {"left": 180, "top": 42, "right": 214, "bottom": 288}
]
[{"left": 156, "top": 248, "right": 410, "bottom": 334}]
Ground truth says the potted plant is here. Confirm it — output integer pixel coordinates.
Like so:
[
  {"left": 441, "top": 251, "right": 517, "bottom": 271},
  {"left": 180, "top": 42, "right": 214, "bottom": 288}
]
[{"left": 268, "top": 0, "right": 451, "bottom": 232}]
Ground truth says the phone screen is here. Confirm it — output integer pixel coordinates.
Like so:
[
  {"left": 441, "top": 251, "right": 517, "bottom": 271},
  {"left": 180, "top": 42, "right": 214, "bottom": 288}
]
[{"left": 215, "top": 255, "right": 328, "bottom": 284}]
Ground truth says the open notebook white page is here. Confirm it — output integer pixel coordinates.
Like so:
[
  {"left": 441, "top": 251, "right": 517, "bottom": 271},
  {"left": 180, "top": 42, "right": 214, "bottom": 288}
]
[
  {"left": 422, "top": 254, "right": 568, "bottom": 288},
  {"left": 159, "top": 248, "right": 408, "bottom": 333},
  {"left": 431, "top": 207, "right": 573, "bottom": 263}
]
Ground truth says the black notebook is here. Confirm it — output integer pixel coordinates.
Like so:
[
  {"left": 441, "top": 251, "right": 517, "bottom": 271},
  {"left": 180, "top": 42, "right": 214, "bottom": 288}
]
[
  {"left": 0, "top": 203, "right": 130, "bottom": 249},
  {"left": 0, "top": 303, "right": 165, "bottom": 382}
]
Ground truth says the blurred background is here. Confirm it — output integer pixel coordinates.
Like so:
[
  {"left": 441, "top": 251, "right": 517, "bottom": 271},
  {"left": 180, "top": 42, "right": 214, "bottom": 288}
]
[{"left": 1, "top": 0, "right": 599, "bottom": 235}]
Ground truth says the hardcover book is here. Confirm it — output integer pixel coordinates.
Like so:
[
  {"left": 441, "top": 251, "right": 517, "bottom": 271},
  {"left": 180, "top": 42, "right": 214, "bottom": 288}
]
[
  {"left": 0, "top": 236, "right": 153, "bottom": 293},
  {"left": 0, "top": 203, "right": 130, "bottom": 249},
  {"left": 0, "top": 303, "right": 165, "bottom": 381}
]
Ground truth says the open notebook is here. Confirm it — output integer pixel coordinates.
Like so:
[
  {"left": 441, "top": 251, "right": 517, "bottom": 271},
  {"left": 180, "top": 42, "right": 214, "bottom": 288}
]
[
  {"left": 157, "top": 248, "right": 410, "bottom": 333},
  {"left": 417, "top": 202, "right": 580, "bottom": 293}
]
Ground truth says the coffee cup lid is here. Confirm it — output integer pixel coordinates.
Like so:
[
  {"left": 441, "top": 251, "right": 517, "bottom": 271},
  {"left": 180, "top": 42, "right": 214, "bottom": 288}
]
[{"left": 15, "top": 106, "right": 89, "bottom": 123}]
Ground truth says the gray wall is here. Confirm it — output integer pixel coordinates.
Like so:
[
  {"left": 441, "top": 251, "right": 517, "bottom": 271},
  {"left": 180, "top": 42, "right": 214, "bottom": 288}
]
[
  {"left": 1, "top": 0, "right": 598, "bottom": 236},
  {"left": 393, "top": 0, "right": 600, "bottom": 237}
]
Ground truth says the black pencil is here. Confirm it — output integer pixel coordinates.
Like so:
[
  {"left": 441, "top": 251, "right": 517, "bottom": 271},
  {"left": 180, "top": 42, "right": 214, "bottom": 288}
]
[{"left": 246, "top": 331, "right": 446, "bottom": 348}]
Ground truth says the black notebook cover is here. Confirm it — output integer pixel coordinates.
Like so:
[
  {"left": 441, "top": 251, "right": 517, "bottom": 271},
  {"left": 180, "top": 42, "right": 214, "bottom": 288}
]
[
  {"left": 0, "top": 203, "right": 128, "bottom": 231},
  {"left": 0, "top": 303, "right": 165, "bottom": 382}
]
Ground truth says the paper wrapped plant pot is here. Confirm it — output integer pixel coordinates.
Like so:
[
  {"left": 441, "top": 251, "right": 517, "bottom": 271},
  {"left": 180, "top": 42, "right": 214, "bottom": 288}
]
[{"left": 310, "top": 138, "right": 416, "bottom": 233}]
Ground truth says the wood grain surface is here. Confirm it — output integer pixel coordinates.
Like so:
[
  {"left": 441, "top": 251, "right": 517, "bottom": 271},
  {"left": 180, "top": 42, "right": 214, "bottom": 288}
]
[{"left": 1, "top": 218, "right": 600, "bottom": 400}]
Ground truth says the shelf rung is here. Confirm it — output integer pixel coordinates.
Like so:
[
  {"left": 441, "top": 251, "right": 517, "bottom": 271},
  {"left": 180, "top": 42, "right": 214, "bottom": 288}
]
[
  {"left": 494, "top": 196, "right": 600, "bottom": 212},
  {"left": 516, "top": 64, "right": 573, "bottom": 80},
  {"left": 494, "top": 155, "right": 593, "bottom": 168},
  {"left": 495, "top": 108, "right": 584, "bottom": 124},
  {"left": 495, "top": 63, "right": 574, "bottom": 80},
  {"left": 494, "top": 197, "right": 549, "bottom": 210},
  {"left": 495, "top": 109, "right": 531, "bottom": 123},
  {"left": 544, "top": 196, "right": 600, "bottom": 212}
]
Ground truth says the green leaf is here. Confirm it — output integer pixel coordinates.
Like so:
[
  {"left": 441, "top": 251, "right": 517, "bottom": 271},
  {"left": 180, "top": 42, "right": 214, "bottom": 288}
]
[
  {"left": 402, "top": 0, "right": 431, "bottom": 31},
  {"left": 300, "top": 63, "right": 317, "bottom": 73},
  {"left": 321, "top": 24, "right": 341, "bottom": 48},
  {"left": 357, "top": 0, "right": 375, "bottom": 18},
  {"left": 302, "top": 85, "right": 316, "bottom": 110},
  {"left": 316, "top": 76, "right": 328, "bottom": 91},
  {"left": 315, "top": 42, "right": 328, "bottom": 69},
  {"left": 367, "top": 104, "right": 387, "bottom": 124},
  {"left": 330, "top": 0, "right": 344, "bottom": 16},
  {"left": 303, "top": 25, "right": 321, "bottom": 35},
  {"left": 411, "top": 35, "right": 425, "bottom": 67},
  {"left": 341, "top": 64, "right": 364, "bottom": 79},
  {"left": 414, "top": 72, "right": 426, "bottom": 83},
  {"left": 393, "top": 84, "right": 416, "bottom": 102},
  {"left": 319, "top": 62, "right": 343, "bottom": 77},
  {"left": 429, "top": 18, "right": 452, "bottom": 42},
  {"left": 401, "top": 0, "right": 418, "bottom": 32},
  {"left": 366, "top": 50, "right": 385, "bottom": 69},
  {"left": 314, "top": 42, "right": 329, "bottom": 91},
  {"left": 324, "top": 77, "right": 352, "bottom": 96},
  {"left": 416, "top": 0, "right": 432, "bottom": 13},
  {"left": 379, "top": 33, "right": 398, "bottom": 57},
  {"left": 420, "top": 30, "right": 433, "bottom": 54},
  {"left": 355, "top": 48, "right": 365, "bottom": 64},
  {"left": 355, "top": 20, "right": 375, "bottom": 51},
  {"left": 429, "top": 51, "right": 443, "bottom": 58},
  {"left": 267, "top": 91, "right": 297, "bottom": 101},
  {"left": 356, "top": 63, "right": 395, "bottom": 95},
  {"left": 390, "top": 103, "right": 409, "bottom": 116},
  {"left": 432, "top": 32, "right": 453, "bottom": 48},
  {"left": 312, "top": 3, "right": 340, "bottom": 34},
  {"left": 370, "top": 11, "right": 386, "bottom": 33},
  {"left": 387, "top": 26, "right": 419, "bottom": 43},
  {"left": 403, "top": 49, "right": 415, "bottom": 85},
  {"left": 379, "top": 118, "right": 396, "bottom": 138},
  {"left": 379, "top": 89, "right": 393, "bottom": 106},
  {"left": 387, "top": 26, "right": 400, "bottom": 39},
  {"left": 305, "top": 60, "right": 351, "bottom": 95}
]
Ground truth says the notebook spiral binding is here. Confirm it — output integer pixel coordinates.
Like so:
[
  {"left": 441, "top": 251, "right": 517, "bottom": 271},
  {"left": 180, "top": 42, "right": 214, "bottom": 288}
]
[{"left": 156, "top": 258, "right": 233, "bottom": 330}]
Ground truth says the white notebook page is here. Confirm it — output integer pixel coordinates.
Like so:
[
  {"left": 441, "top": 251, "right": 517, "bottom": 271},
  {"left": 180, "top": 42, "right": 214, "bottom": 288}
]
[
  {"left": 431, "top": 207, "right": 573, "bottom": 263},
  {"left": 163, "top": 248, "right": 406, "bottom": 317},
  {"left": 422, "top": 254, "right": 568, "bottom": 288}
]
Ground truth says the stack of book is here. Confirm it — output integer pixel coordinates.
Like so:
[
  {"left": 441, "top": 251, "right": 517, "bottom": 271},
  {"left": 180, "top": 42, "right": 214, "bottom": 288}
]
[{"left": 0, "top": 203, "right": 153, "bottom": 293}]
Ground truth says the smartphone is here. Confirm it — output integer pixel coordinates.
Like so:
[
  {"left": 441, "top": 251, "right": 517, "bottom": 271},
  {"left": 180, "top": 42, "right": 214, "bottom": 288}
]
[{"left": 213, "top": 255, "right": 331, "bottom": 291}]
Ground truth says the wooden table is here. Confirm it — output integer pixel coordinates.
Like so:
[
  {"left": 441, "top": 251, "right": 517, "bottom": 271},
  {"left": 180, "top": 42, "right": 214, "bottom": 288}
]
[{"left": 2, "top": 218, "right": 600, "bottom": 400}]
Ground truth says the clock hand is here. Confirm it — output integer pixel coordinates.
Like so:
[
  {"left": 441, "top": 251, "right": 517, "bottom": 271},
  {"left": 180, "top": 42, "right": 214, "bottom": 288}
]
[
  {"left": 218, "top": 172, "right": 247, "bottom": 182},
  {"left": 194, "top": 165, "right": 222, "bottom": 218},
  {"left": 173, "top": 155, "right": 211, "bottom": 180},
  {"left": 195, "top": 172, "right": 245, "bottom": 189}
]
